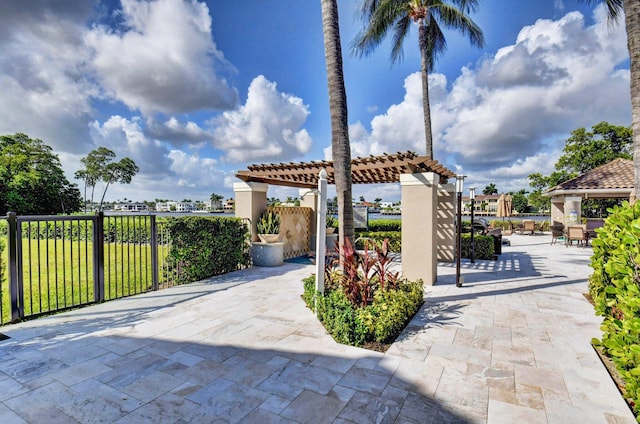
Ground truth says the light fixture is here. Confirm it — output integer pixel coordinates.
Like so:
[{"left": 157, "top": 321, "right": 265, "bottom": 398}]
[
  {"left": 455, "top": 174, "right": 466, "bottom": 287},
  {"left": 469, "top": 187, "right": 476, "bottom": 264}
]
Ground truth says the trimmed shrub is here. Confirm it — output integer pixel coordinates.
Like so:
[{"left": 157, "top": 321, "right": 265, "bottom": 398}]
[
  {"left": 460, "top": 234, "right": 495, "bottom": 260},
  {"left": 164, "top": 216, "right": 251, "bottom": 284},
  {"left": 589, "top": 201, "right": 640, "bottom": 418},
  {"left": 303, "top": 275, "right": 423, "bottom": 346},
  {"left": 354, "top": 231, "right": 401, "bottom": 252},
  {"left": 365, "top": 219, "right": 401, "bottom": 232}
]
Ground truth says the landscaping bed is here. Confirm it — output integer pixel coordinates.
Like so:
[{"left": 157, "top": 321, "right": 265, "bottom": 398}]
[{"left": 302, "top": 238, "right": 423, "bottom": 350}]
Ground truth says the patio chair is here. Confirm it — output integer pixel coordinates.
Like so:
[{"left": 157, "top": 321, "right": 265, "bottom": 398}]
[
  {"left": 522, "top": 220, "right": 535, "bottom": 235},
  {"left": 566, "top": 225, "right": 586, "bottom": 247},
  {"left": 550, "top": 224, "right": 564, "bottom": 245}
]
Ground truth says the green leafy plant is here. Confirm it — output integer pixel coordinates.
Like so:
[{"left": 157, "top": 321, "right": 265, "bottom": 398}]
[
  {"left": 589, "top": 201, "right": 640, "bottom": 418},
  {"left": 256, "top": 210, "right": 280, "bottom": 234},
  {"left": 355, "top": 231, "right": 401, "bottom": 252},
  {"left": 303, "top": 236, "right": 423, "bottom": 347},
  {"left": 461, "top": 234, "right": 495, "bottom": 260},
  {"left": 325, "top": 214, "right": 338, "bottom": 229},
  {"left": 164, "top": 216, "right": 251, "bottom": 285}
]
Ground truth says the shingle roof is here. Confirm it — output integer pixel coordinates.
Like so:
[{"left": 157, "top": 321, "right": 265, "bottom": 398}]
[{"left": 545, "top": 158, "right": 633, "bottom": 193}]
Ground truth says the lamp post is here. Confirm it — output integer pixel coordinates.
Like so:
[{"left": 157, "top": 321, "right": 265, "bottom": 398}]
[
  {"left": 455, "top": 175, "right": 465, "bottom": 288},
  {"left": 469, "top": 187, "right": 476, "bottom": 264}
]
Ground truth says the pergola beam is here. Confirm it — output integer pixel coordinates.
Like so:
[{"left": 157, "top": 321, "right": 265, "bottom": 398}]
[{"left": 235, "top": 151, "right": 455, "bottom": 187}]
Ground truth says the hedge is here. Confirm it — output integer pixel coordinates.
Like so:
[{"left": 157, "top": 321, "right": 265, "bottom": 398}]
[
  {"left": 589, "top": 201, "right": 640, "bottom": 418},
  {"left": 164, "top": 216, "right": 251, "bottom": 285},
  {"left": 302, "top": 275, "right": 423, "bottom": 346},
  {"left": 461, "top": 234, "right": 495, "bottom": 260}
]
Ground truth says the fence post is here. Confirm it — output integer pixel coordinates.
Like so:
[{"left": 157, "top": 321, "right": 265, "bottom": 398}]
[
  {"left": 150, "top": 214, "right": 159, "bottom": 291},
  {"left": 7, "top": 212, "right": 22, "bottom": 321},
  {"left": 93, "top": 212, "right": 105, "bottom": 302}
]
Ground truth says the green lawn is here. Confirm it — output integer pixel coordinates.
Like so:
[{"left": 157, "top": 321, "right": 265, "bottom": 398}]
[{"left": 1, "top": 238, "right": 172, "bottom": 323}]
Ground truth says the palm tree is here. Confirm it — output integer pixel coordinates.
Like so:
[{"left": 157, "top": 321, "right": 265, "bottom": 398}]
[
  {"left": 583, "top": 0, "right": 640, "bottom": 196},
  {"left": 321, "top": 0, "right": 355, "bottom": 252},
  {"left": 352, "top": 0, "right": 484, "bottom": 159}
]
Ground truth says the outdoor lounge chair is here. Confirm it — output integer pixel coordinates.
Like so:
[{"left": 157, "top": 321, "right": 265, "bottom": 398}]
[
  {"left": 522, "top": 220, "right": 535, "bottom": 235},
  {"left": 566, "top": 225, "right": 586, "bottom": 247},
  {"left": 551, "top": 224, "right": 564, "bottom": 245}
]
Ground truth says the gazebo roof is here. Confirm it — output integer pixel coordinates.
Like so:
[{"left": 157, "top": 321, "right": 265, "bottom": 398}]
[
  {"left": 544, "top": 158, "right": 634, "bottom": 198},
  {"left": 235, "top": 151, "right": 456, "bottom": 189}
]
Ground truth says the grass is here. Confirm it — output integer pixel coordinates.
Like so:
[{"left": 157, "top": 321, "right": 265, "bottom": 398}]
[{"left": 1, "top": 238, "right": 173, "bottom": 324}]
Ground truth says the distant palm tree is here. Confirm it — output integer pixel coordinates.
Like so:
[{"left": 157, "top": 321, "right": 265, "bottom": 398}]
[
  {"left": 352, "top": 0, "right": 484, "bottom": 159},
  {"left": 321, "top": 0, "right": 355, "bottom": 251},
  {"left": 582, "top": 0, "right": 639, "bottom": 196}
]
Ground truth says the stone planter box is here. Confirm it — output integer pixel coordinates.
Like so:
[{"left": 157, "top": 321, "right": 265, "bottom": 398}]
[{"left": 251, "top": 242, "right": 284, "bottom": 267}]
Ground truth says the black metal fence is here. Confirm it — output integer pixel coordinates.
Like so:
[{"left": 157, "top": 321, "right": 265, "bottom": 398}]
[{"left": 0, "top": 213, "right": 247, "bottom": 325}]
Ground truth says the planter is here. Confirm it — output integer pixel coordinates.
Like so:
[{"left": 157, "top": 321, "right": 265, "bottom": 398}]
[
  {"left": 326, "top": 227, "right": 335, "bottom": 234},
  {"left": 258, "top": 234, "right": 280, "bottom": 243},
  {"left": 251, "top": 242, "right": 284, "bottom": 267}
]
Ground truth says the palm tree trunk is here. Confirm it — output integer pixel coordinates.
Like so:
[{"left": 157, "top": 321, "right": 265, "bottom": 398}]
[
  {"left": 419, "top": 21, "right": 434, "bottom": 159},
  {"left": 321, "top": 0, "right": 354, "bottom": 252},
  {"left": 625, "top": 0, "right": 640, "bottom": 195}
]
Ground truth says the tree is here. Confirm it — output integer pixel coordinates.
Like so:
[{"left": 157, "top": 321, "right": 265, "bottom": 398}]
[
  {"left": 0, "top": 133, "right": 82, "bottom": 215},
  {"left": 582, "top": 1, "right": 639, "bottom": 197},
  {"left": 322, "top": 0, "right": 355, "bottom": 254},
  {"left": 483, "top": 183, "right": 498, "bottom": 195},
  {"left": 528, "top": 122, "right": 632, "bottom": 217},
  {"left": 352, "top": 0, "right": 484, "bottom": 158},
  {"left": 210, "top": 193, "right": 224, "bottom": 210},
  {"left": 76, "top": 147, "right": 139, "bottom": 211},
  {"left": 511, "top": 189, "right": 529, "bottom": 213},
  {"left": 556, "top": 122, "right": 632, "bottom": 175},
  {"left": 75, "top": 147, "right": 115, "bottom": 211}
]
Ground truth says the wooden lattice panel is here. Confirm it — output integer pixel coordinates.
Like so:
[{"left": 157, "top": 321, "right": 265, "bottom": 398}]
[{"left": 271, "top": 206, "right": 312, "bottom": 259}]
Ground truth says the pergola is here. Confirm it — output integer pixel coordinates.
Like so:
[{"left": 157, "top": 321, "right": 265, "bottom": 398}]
[
  {"left": 235, "top": 151, "right": 455, "bottom": 188},
  {"left": 233, "top": 151, "right": 457, "bottom": 285}
]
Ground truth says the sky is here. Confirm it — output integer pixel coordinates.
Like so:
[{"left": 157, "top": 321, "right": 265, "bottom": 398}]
[{"left": 0, "top": 0, "right": 631, "bottom": 204}]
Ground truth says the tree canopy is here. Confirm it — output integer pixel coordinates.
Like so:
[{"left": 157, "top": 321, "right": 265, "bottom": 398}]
[
  {"left": 0, "top": 133, "right": 82, "bottom": 215},
  {"left": 482, "top": 183, "right": 498, "bottom": 195},
  {"left": 528, "top": 121, "right": 632, "bottom": 216},
  {"left": 75, "top": 147, "right": 139, "bottom": 211}
]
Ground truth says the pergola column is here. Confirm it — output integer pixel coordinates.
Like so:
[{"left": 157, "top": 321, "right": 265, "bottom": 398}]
[
  {"left": 437, "top": 183, "right": 455, "bottom": 263},
  {"left": 401, "top": 172, "right": 439, "bottom": 285},
  {"left": 233, "top": 181, "right": 268, "bottom": 242},
  {"left": 299, "top": 188, "right": 318, "bottom": 251}
]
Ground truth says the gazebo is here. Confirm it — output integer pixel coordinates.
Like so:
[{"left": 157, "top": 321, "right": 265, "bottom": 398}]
[
  {"left": 543, "top": 158, "right": 634, "bottom": 226},
  {"left": 233, "top": 151, "right": 457, "bottom": 284}
]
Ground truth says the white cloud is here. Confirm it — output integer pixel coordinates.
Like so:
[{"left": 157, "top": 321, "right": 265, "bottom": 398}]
[
  {"left": 85, "top": 115, "right": 231, "bottom": 201},
  {"left": 145, "top": 117, "right": 212, "bottom": 145},
  {"left": 211, "top": 75, "right": 313, "bottom": 162},
  {"left": 346, "top": 6, "right": 630, "bottom": 190},
  {"left": 85, "top": 0, "right": 238, "bottom": 115},
  {"left": 0, "top": 1, "right": 97, "bottom": 152}
]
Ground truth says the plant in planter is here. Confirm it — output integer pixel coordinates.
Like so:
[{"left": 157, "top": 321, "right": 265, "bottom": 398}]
[
  {"left": 256, "top": 210, "right": 281, "bottom": 243},
  {"left": 302, "top": 237, "right": 423, "bottom": 348},
  {"left": 325, "top": 214, "right": 338, "bottom": 234}
]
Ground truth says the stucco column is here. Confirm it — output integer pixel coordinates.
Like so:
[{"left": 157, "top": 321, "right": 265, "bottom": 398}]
[
  {"left": 401, "top": 172, "right": 439, "bottom": 285},
  {"left": 437, "top": 183, "right": 455, "bottom": 263},
  {"left": 563, "top": 196, "right": 582, "bottom": 226},
  {"left": 233, "top": 181, "right": 268, "bottom": 242},
  {"left": 299, "top": 188, "right": 318, "bottom": 247},
  {"left": 550, "top": 196, "right": 564, "bottom": 226}
]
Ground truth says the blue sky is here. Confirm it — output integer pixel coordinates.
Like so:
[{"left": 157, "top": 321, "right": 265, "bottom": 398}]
[{"left": 0, "top": 0, "right": 631, "bottom": 203}]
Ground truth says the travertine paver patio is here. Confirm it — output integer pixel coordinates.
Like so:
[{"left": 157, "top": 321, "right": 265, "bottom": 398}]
[{"left": 0, "top": 234, "right": 634, "bottom": 423}]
